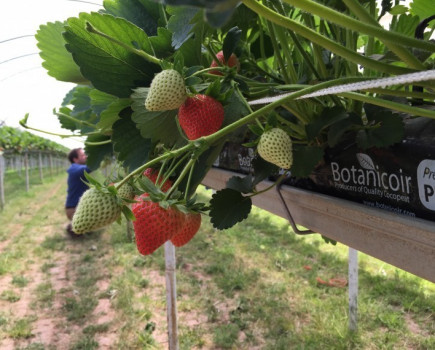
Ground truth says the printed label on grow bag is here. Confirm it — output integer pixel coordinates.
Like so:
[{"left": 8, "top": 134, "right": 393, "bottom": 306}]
[
  {"left": 290, "top": 118, "right": 435, "bottom": 222},
  {"left": 215, "top": 142, "right": 255, "bottom": 174},
  {"left": 417, "top": 159, "right": 435, "bottom": 210}
]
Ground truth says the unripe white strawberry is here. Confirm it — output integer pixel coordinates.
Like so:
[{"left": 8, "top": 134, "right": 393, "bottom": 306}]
[
  {"left": 257, "top": 128, "right": 293, "bottom": 169},
  {"left": 72, "top": 188, "right": 121, "bottom": 234},
  {"left": 145, "top": 69, "right": 187, "bottom": 111},
  {"left": 116, "top": 182, "right": 135, "bottom": 202}
]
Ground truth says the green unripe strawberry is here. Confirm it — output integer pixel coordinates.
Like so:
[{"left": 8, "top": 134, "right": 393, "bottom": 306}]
[
  {"left": 257, "top": 128, "right": 293, "bottom": 169},
  {"left": 145, "top": 69, "right": 187, "bottom": 111},
  {"left": 72, "top": 188, "right": 121, "bottom": 234},
  {"left": 116, "top": 183, "right": 135, "bottom": 202}
]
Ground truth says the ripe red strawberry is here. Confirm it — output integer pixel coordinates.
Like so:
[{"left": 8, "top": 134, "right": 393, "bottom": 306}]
[
  {"left": 178, "top": 94, "right": 224, "bottom": 140},
  {"left": 171, "top": 212, "right": 201, "bottom": 247},
  {"left": 132, "top": 196, "right": 185, "bottom": 255},
  {"left": 210, "top": 51, "right": 240, "bottom": 76},
  {"left": 143, "top": 168, "right": 172, "bottom": 192}
]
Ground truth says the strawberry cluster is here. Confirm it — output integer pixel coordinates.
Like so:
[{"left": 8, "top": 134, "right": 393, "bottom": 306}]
[
  {"left": 145, "top": 68, "right": 225, "bottom": 140},
  {"left": 131, "top": 168, "right": 202, "bottom": 255}
]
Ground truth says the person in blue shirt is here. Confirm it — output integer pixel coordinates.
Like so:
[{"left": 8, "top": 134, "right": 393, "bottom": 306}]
[{"left": 65, "top": 148, "right": 91, "bottom": 236}]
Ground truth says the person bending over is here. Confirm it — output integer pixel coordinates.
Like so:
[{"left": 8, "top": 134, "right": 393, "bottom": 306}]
[{"left": 65, "top": 148, "right": 91, "bottom": 236}]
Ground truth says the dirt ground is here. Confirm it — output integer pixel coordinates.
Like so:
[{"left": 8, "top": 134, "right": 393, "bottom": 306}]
[{"left": 0, "top": 178, "right": 169, "bottom": 349}]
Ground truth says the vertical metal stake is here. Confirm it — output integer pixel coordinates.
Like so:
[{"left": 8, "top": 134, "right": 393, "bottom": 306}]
[
  {"left": 25, "top": 153, "right": 30, "bottom": 192},
  {"left": 38, "top": 152, "right": 43, "bottom": 183},
  {"left": 348, "top": 247, "right": 358, "bottom": 331},
  {"left": 0, "top": 153, "right": 5, "bottom": 210},
  {"left": 164, "top": 241, "right": 179, "bottom": 350}
]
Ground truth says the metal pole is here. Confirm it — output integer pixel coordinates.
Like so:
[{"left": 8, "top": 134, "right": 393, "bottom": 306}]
[
  {"left": 164, "top": 241, "right": 179, "bottom": 350},
  {"left": 49, "top": 154, "right": 53, "bottom": 176},
  {"left": 25, "top": 153, "right": 30, "bottom": 192},
  {"left": 38, "top": 152, "right": 43, "bottom": 183},
  {"left": 0, "top": 153, "right": 5, "bottom": 210},
  {"left": 348, "top": 247, "right": 358, "bottom": 331}
]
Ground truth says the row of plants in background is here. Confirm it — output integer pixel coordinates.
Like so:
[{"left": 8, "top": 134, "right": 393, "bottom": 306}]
[
  {"left": 25, "top": 0, "right": 435, "bottom": 254},
  {"left": 0, "top": 125, "right": 68, "bottom": 155}
]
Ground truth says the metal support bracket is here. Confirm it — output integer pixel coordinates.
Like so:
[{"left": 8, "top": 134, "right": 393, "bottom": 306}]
[{"left": 276, "top": 182, "right": 315, "bottom": 235}]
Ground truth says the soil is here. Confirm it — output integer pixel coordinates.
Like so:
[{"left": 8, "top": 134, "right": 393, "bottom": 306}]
[{"left": 0, "top": 178, "right": 170, "bottom": 350}]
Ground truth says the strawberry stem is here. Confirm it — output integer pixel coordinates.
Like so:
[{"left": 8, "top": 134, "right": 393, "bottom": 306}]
[
  {"left": 84, "top": 139, "right": 112, "bottom": 146},
  {"left": 248, "top": 172, "right": 288, "bottom": 198},
  {"left": 19, "top": 113, "right": 96, "bottom": 138},
  {"left": 165, "top": 157, "right": 196, "bottom": 200},
  {"left": 54, "top": 111, "right": 99, "bottom": 129},
  {"left": 190, "top": 67, "right": 226, "bottom": 76},
  {"left": 241, "top": 0, "right": 415, "bottom": 75}
]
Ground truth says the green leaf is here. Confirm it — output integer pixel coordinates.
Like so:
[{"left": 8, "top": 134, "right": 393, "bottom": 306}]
[
  {"left": 290, "top": 145, "right": 324, "bottom": 178},
  {"left": 103, "top": 0, "right": 160, "bottom": 35},
  {"left": 149, "top": 28, "right": 174, "bottom": 58},
  {"left": 89, "top": 89, "right": 116, "bottom": 116},
  {"left": 410, "top": 0, "right": 435, "bottom": 26},
  {"left": 157, "top": 0, "right": 240, "bottom": 12},
  {"left": 356, "top": 112, "right": 404, "bottom": 150},
  {"left": 205, "top": 7, "right": 236, "bottom": 28},
  {"left": 121, "top": 205, "right": 136, "bottom": 221},
  {"left": 173, "top": 51, "right": 185, "bottom": 74},
  {"left": 209, "top": 188, "right": 252, "bottom": 230},
  {"left": 36, "top": 21, "right": 88, "bottom": 84},
  {"left": 97, "top": 98, "right": 132, "bottom": 131},
  {"left": 84, "top": 134, "right": 113, "bottom": 170},
  {"left": 223, "top": 26, "right": 242, "bottom": 61},
  {"left": 305, "top": 107, "right": 348, "bottom": 141},
  {"left": 70, "top": 86, "right": 100, "bottom": 133},
  {"left": 179, "top": 139, "right": 226, "bottom": 197},
  {"left": 247, "top": 124, "right": 263, "bottom": 136},
  {"left": 226, "top": 175, "right": 254, "bottom": 194},
  {"left": 63, "top": 12, "right": 160, "bottom": 98},
  {"left": 252, "top": 156, "right": 278, "bottom": 186},
  {"left": 84, "top": 171, "right": 102, "bottom": 188},
  {"left": 389, "top": 5, "right": 408, "bottom": 16},
  {"left": 131, "top": 88, "right": 184, "bottom": 146},
  {"left": 327, "top": 113, "right": 361, "bottom": 148},
  {"left": 136, "top": 177, "right": 164, "bottom": 199},
  {"left": 56, "top": 107, "right": 77, "bottom": 131},
  {"left": 167, "top": 6, "right": 198, "bottom": 49},
  {"left": 205, "top": 80, "right": 222, "bottom": 99},
  {"left": 112, "top": 112, "right": 152, "bottom": 171},
  {"left": 394, "top": 14, "right": 420, "bottom": 38}
]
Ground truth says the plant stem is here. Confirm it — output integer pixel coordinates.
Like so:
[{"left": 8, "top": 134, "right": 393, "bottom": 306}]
[
  {"left": 191, "top": 67, "right": 226, "bottom": 76},
  {"left": 85, "top": 22, "right": 162, "bottom": 66},
  {"left": 184, "top": 160, "right": 196, "bottom": 202},
  {"left": 282, "top": 0, "right": 435, "bottom": 53},
  {"left": 54, "top": 111, "right": 98, "bottom": 129},
  {"left": 165, "top": 157, "right": 196, "bottom": 199},
  {"left": 204, "top": 78, "right": 361, "bottom": 146},
  {"left": 241, "top": 0, "right": 415, "bottom": 74},
  {"left": 249, "top": 173, "right": 288, "bottom": 197},
  {"left": 266, "top": 22, "right": 291, "bottom": 83},
  {"left": 116, "top": 144, "right": 193, "bottom": 190},
  {"left": 84, "top": 139, "right": 112, "bottom": 146},
  {"left": 339, "top": 92, "right": 435, "bottom": 119},
  {"left": 341, "top": 0, "right": 426, "bottom": 70}
]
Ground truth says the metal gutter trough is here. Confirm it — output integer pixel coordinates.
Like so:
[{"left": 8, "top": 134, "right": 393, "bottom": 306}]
[{"left": 203, "top": 167, "right": 435, "bottom": 283}]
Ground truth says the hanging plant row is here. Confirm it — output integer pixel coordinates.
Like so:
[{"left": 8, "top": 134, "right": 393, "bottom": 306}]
[
  {"left": 26, "top": 0, "right": 435, "bottom": 253},
  {"left": 0, "top": 125, "right": 68, "bottom": 155}
]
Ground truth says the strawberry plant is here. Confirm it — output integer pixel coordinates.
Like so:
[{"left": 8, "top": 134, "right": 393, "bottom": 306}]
[{"left": 26, "top": 0, "right": 435, "bottom": 249}]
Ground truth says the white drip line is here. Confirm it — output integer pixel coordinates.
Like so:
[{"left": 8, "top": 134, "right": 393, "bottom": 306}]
[{"left": 248, "top": 70, "right": 435, "bottom": 105}]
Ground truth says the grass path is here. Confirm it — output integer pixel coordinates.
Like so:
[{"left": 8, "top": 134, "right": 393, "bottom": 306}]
[{"left": 0, "top": 175, "right": 433, "bottom": 349}]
